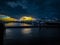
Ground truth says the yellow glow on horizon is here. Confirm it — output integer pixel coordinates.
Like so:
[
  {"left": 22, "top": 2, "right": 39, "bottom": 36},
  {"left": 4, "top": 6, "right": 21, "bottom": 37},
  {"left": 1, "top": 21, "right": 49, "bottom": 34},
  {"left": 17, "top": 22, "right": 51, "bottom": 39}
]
[
  {"left": 0, "top": 15, "right": 17, "bottom": 21},
  {"left": 20, "top": 16, "right": 36, "bottom": 21},
  {"left": 20, "top": 23, "right": 32, "bottom": 26},
  {"left": 0, "top": 18, "right": 17, "bottom": 21},
  {"left": 5, "top": 23, "right": 14, "bottom": 26}
]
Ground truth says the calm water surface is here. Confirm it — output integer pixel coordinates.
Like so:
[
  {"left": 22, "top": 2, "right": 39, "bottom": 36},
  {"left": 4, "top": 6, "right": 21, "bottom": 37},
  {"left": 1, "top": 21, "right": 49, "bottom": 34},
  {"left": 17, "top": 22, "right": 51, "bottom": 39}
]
[{"left": 3, "top": 23, "right": 60, "bottom": 45}]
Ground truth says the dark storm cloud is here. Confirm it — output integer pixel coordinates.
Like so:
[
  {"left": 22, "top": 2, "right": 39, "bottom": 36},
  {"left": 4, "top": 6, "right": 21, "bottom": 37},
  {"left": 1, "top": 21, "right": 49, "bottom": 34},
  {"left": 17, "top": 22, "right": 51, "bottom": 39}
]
[
  {"left": 0, "top": 0, "right": 60, "bottom": 18},
  {"left": 0, "top": 0, "right": 28, "bottom": 18}
]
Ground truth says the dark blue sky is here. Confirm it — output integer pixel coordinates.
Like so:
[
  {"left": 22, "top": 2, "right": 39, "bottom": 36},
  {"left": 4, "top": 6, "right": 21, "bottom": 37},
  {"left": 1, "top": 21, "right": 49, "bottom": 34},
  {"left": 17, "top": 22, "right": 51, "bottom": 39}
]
[{"left": 0, "top": 0, "right": 60, "bottom": 19}]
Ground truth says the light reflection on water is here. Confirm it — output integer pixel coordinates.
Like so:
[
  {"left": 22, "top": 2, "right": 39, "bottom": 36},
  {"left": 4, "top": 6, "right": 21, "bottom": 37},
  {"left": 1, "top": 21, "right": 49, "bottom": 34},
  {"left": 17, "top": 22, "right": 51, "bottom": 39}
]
[
  {"left": 4, "top": 23, "right": 39, "bottom": 39},
  {"left": 4, "top": 23, "right": 60, "bottom": 45},
  {"left": 4, "top": 23, "right": 60, "bottom": 39},
  {"left": 20, "top": 23, "right": 32, "bottom": 36}
]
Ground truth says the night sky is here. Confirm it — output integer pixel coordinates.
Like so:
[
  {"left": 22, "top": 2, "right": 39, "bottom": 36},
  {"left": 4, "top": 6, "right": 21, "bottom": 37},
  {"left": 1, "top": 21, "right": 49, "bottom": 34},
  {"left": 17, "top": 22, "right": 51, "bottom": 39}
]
[
  {"left": 1, "top": 0, "right": 60, "bottom": 45},
  {"left": 0, "top": 0, "right": 60, "bottom": 19}
]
